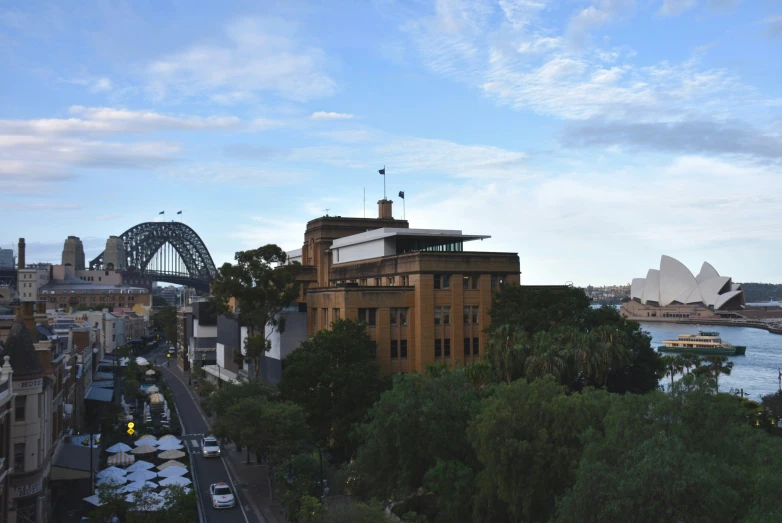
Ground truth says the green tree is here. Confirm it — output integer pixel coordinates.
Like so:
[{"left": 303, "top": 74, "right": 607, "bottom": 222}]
[
  {"left": 279, "top": 319, "right": 387, "bottom": 459},
  {"left": 151, "top": 305, "right": 178, "bottom": 345},
  {"left": 489, "top": 285, "right": 591, "bottom": 335},
  {"left": 209, "top": 377, "right": 276, "bottom": 414},
  {"left": 662, "top": 355, "right": 683, "bottom": 389},
  {"left": 554, "top": 379, "right": 782, "bottom": 522},
  {"left": 319, "top": 501, "right": 389, "bottom": 523},
  {"left": 702, "top": 355, "right": 734, "bottom": 393},
  {"left": 350, "top": 369, "right": 489, "bottom": 520},
  {"left": 89, "top": 482, "right": 128, "bottom": 522},
  {"left": 468, "top": 376, "right": 613, "bottom": 523},
  {"left": 212, "top": 396, "right": 308, "bottom": 464},
  {"left": 211, "top": 244, "right": 302, "bottom": 378}
]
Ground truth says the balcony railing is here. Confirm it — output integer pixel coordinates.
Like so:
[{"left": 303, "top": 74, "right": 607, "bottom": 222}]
[{"left": 0, "top": 377, "right": 9, "bottom": 395}]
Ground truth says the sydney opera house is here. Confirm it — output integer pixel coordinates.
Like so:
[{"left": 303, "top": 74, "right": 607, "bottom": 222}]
[{"left": 620, "top": 256, "right": 746, "bottom": 320}]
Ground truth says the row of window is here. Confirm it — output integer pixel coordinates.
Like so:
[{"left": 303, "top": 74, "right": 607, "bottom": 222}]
[
  {"left": 390, "top": 340, "right": 408, "bottom": 359},
  {"left": 433, "top": 337, "right": 481, "bottom": 358},
  {"left": 434, "top": 306, "right": 480, "bottom": 325},
  {"left": 434, "top": 274, "right": 508, "bottom": 290}
]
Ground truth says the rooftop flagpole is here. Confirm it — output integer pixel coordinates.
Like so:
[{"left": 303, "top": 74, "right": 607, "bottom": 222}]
[{"left": 378, "top": 166, "right": 386, "bottom": 200}]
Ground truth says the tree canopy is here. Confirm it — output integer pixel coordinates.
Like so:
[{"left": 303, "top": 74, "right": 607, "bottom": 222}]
[
  {"left": 211, "top": 244, "right": 302, "bottom": 377},
  {"left": 279, "top": 319, "right": 388, "bottom": 460}
]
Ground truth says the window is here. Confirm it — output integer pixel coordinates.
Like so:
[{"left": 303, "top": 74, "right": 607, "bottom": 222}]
[
  {"left": 400, "top": 340, "right": 408, "bottom": 358},
  {"left": 390, "top": 309, "right": 397, "bottom": 325},
  {"left": 444, "top": 338, "right": 451, "bottom": 358},
  {"left": 434, "top": 308, "right": 441, "bottom": 325},
  {"left": 399, "top": 308, "right": 407, "bottom": 326},
  {"left": 14, "top": 443, "right": 25, "bottom": 472},
  {"left": 464, "top": 306, "right": 479, "bottom": 324},
  {"left": 464, "top": 338, "right": 471, "bottom": 356},
  {"left": 321, "top": 308, "right": 327, "bottom": 328},
  {"left": 435, "top": 339, "right": 442, "bottom": 358},
  {"left": 463, "top": 275, "right": 470, "bottom": 289},
  {"left": 491, "top": 274, "right": 506, "bottom": 290},
  {"left": 388, "top": 276, "right": 395, "bottom": 286},
  {"left": 435, "top": 307, "right": 450, "bottom": 325},
  {"left": 15, "top": 402, "right": 25, "bottom": 422},
  {"left": 391, "top": 340, "right": 398, "bottom": 359},
  {"left": 443, "top": 306, "right": 450, "bottom": 325},
  {"left": 359, "top": 308, "right": 377, "bottom": 326},
  {"left": 472, "top": 276, "right": 479, "bottom": 289},
  {"left": 434, "top": 274, "right": 450, "bottom": 290},
  {"left": 374, "top": 278, "right": 381, "bottom": 286},
  {"left": 473, "top": 337, "right": 479, "bottom": 355},
  {"left": 112, "top": 334, "right": 116, "bottom": 342},
  {"left": 333, "top": 308, "right": 340, "bottom": 321}
]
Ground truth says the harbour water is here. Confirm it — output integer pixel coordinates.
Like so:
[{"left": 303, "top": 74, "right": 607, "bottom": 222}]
[{"left": 595, "top": 303, "right": 782, "bottom": 399}]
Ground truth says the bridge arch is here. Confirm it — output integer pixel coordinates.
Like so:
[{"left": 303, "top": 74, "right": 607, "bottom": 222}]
[{"left": 89, "top": 222, "right": 217, "bottom": 292}]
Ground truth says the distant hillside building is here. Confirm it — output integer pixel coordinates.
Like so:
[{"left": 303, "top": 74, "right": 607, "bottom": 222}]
[{"left": 0, "top": 248, "right": 13, "bottom": 269}]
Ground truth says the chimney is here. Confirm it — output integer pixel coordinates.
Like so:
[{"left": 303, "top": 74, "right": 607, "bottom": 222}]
[
  {"left": 18, "top": 238, "right": 25, "bottom": 269},
  {"left": 378, "top": 199, "right": 393, "bottom": 220}
]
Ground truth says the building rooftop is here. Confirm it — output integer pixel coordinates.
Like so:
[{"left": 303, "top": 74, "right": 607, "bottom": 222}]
[
  {"left": 331, "top": 227, "right": 490, "bottom": 250},
  {"left": 1, "top": 318, "right": 44, "bottom": 377},
  {"left": 39, "top": 277, "right": 148, "bottom": 293}
]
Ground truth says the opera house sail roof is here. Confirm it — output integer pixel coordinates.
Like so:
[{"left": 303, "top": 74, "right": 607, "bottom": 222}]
[{"left": 630, "top": 256, "right": 744, "bottom": 310}]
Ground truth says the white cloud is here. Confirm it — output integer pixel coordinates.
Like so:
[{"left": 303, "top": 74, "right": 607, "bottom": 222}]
[
  {"left": 162, "top": 163, "right": 307, "bottom": 187},
  {"left": 229, "top": 216, "right": 308, "bottom": 252},
  {"left": 91, "top": 77, "right": 113, "bottom": 92},
  {"left": 146, "top": 17, "right": 336, "bottom": 102},
  {"left": 659, "top": 0, "right": 698, "bottom": 16},
  {"left": 567, "top": 0, "right": 636, "bottom": 47},
  {"left": 763, "top": 15, "right": 782, "bottom": 38},
  {"left": 311, "top": 111, "right": 355, "bottom": 120},
  {"left": 0, "top": 106, "right": 241, "bottom": 135}
]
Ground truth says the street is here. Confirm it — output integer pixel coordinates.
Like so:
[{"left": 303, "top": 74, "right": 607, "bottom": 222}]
[{"left": 148, "top": 346, "right": 262, "bottom": 523}]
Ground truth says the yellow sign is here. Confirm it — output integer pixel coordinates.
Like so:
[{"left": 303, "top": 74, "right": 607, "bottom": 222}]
[
  {"left": 127, "top": 428, "right": 135, "bottom": 435},
  {"left": 128, "top": 422, "right": 135, "bottom": 429}
]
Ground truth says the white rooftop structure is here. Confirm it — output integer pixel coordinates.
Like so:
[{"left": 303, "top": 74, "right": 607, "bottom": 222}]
[
  {"left": 630, "top": 256, "right": 744, "bottom": 310},
  {"left": 327, "top": 227, "right": 491, "bottom": 265}
]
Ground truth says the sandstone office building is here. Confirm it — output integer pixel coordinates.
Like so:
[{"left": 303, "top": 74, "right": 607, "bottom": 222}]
[{"left": 288, "top": 199, "right": 520, "bottom": 375}]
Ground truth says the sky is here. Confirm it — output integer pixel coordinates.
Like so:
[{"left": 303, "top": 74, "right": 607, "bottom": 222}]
[{"left": 0, "top": 0, "right": 780, "bottom": 286}]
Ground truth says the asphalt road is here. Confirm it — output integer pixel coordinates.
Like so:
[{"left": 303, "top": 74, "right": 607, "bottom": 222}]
[{"left": 148, "top": 346, "right": 261, "bottom": 523}]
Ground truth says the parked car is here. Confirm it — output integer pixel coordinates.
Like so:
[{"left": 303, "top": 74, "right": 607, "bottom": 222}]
[
  {"left": 202, "top": 435, "right": 221, "bottom": 457},
  {"left": 209, "top": 482, "right": 235, "bottom": 509}
]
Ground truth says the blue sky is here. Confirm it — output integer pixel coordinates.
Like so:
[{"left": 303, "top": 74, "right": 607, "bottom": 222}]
[{"left": 1, "top": 0, "right": 780, "bottom": 286}]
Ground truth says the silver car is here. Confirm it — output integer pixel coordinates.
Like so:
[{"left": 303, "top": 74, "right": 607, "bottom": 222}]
[{"left": 202, "top": 436, "right": 220, "bottom": 458}]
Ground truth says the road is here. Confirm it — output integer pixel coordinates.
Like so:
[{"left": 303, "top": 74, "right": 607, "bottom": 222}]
[{"left": 148, "top": 345, "right": 262, "bottom": 523}]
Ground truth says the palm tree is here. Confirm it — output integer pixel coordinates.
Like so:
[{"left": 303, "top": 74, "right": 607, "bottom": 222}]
[
  {"left": 703, "top": 356, "right": 734, "bottom": 393},
  {"left": 679, "top": 353, "right": 700, "bottom": 375},
  {"left": 486, "top": 324, "right": 526, "bottom": 384},
  {"left": 524, "top": 332, "right": 567, "bottom": 380},
  {"left": 662, "top": 355, "right": 683, "bottom": 390}
]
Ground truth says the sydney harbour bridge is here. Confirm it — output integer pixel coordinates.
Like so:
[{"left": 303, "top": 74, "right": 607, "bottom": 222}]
[{"left": 89, "top": 221, "right": 217, "bottom": 292}]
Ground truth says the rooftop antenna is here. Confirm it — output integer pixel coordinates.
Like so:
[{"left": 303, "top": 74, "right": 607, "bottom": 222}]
[
  {"left": 323, "top": 208, "right": 330, "bottom": 217},
  {"left": 363, "top": 187, "right": 365, "bottom": 218}
]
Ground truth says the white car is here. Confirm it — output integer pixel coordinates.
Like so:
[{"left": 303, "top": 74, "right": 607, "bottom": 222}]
[
  {"left": 202, "top": 436, "right": 221, "bottom": 458},
  {"left": 209, "top": 482, "right": 235, "bottom": 509}
]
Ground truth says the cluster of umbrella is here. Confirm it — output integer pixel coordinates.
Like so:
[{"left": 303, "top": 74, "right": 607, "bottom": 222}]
[
  {"left": 85, "top": 435, "right": 190, "bottom": 510},
  {"left": 135, "top": 357, "right": 149, "bottom": 366}
]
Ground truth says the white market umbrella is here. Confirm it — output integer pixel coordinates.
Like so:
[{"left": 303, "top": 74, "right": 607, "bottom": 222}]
[
  {"left": 97, "top": 466, "right": 127, "bottom": 479},
  {"left": 157, "top": 460, "right": 187, "bottom": 471},
  {"left": 145, "top": 369, "right": 156, "bottom": 376},
  {"left": 122, "top": 480, "right": 158, "bottom": 493},
  {"left": 107, "top": 451, "right": 135, "bottom": 467},
  {"left": 125, "top": 491, "right": 166, "bottom": 510},
  {"left": 158, "top": 434, "right": 178, "bottom": 441},
  {"left": 159, "top": 487, "right": 191, "bottom": 499},
  {"left": 107, "top": 442, "right": 132, "bottom": 454},
  {"left": 134, "top": 436, "right": 158, "bottom": 446},
  {"left": 158, "top": 449, "right": 186, "bottom": 461},
  {"left": 157, "top": 466, "right": 188, "bottom": 479},
  {"left": 97, "top": 476, "right": 128, "bottom": 487},
  {"left": 126, "top": 470, "right": 158, "bottom": 482},
  {"left": 131, "top": 444, "right": 157, "bottom": 455},
  {"left": 83, "top": 494, "right": 104, "bottom": 507},
  {"left": 159, "top": 476, "right": 191, "bottom": 487},
  {"left": 156, "top": 439, "right": 183, "bottom": 451},
  {"left": 125, "top": 460, "right": 155, "bottom": 473},
  {"left": 146, "top": 385, "right": 160, "bottom": 394}
]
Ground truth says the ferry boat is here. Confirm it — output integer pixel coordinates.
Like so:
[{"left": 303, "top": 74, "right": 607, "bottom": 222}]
[{"left": 658, "top": 331, "right": 746, "bottom": 356}]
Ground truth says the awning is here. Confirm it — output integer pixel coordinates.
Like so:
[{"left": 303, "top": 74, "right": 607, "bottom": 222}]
[
  {"left": 85, "top": 386, "right": 113, "bottom": 402},
  {"left": 51, "top": 444, "right": 102, "bottom": 481}
]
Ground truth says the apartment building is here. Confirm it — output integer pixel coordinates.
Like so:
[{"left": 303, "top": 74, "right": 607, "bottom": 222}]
[
  {"left": 0, "top": 355, "right": 14, "bottom": 522},
  {"left": 292, "top": 200, "right": 520, "bottom": 375}
]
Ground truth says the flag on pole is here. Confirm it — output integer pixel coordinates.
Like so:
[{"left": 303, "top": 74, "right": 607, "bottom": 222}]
[
  {"left": 378, "top": 167, "right": 385, "bottom": 175},
  {"left": 159, "top": 211, "right": 165, "bottom": 215},
  {"left": 177, "top": 211, "right": 182, "bottom": 215},
  {"left": 398, "top": 191, "right": 405, "bottom": 199}
]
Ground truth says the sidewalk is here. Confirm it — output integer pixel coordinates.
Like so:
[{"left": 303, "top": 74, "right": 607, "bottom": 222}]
[{"left": 166, "top": 363, "right": 289, "bottom": 523}]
